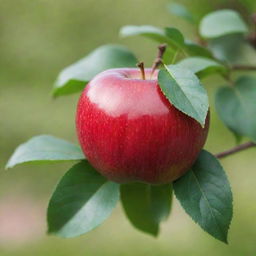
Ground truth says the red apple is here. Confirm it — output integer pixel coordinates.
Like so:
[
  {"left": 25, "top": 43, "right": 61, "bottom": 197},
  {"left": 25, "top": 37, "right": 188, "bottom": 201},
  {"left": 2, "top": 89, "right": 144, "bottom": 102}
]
[{"left": 76, "top": 68, "right": 209, "bottom": 184}]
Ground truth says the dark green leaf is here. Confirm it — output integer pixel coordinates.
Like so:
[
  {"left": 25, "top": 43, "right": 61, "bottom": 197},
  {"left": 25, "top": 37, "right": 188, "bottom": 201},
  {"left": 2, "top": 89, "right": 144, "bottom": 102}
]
[
  {"left": 53, "top": 45, "right": 137, "bottom": 97},
  {"left": 6, "top": 135, "right": 84, "bottom": 168},
  {"left": 162, "top": 47, "right": 177, "bottom": 64},
  {"left": 158, "top": 65, "right": 209, "bottom": 127},
  {"left": 199, "top": 9, "right": 248, "bottom": 38},
  {"left": 164, "top": 27, "right": 185, "bottom": 48},
  {"left": 209, "top": 34, "right": 256, "bottom": 65},
  {"left": 174, "top": 150, "right": 233, "bottom": 243},
  {"left": 167, "top": 2, "right": 195, "bottom": 23},
  {"left": 121, "top": 183, "right": 172, "bottom": 236},
  {"left": 185, "top": 41, "right": 213, "bottom": 58},
  {"left": 215, "top": 76, "right": 256, "bottom": 142},
  {"left": 233, "top": 132, "right": 243, "bottom": 145},
  {"left": 48, "top": 161, "right": 119, "bottom": 238},
  {"left": 176, "top": 57, "right": 227, "bottom": 78}
]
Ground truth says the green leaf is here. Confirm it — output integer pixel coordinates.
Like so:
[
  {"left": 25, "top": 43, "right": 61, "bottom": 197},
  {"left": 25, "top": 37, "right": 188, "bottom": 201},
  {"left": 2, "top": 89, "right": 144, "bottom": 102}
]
[
  {"left": 185, "top": 41, "right": 213, "bottom": 58},
  {"left": 167, "top": 2, "right": 195, "bottom": 23},
  {"left": 209, "top": 34, "right": 256, "bottom": 65},
  {"left": 164, "top": 27, "right": 185, "bottom": 48},
  {"left": 176, "top": 57, "right": 227, "bottom": 78},
  {"left": 120, "top": 25, "right": 214, "bottom": 59},
  {"left": 121, "top": 183, "right": 172, "bottom": 236},
  {"left": 162, "top": 47, "right": 177, "bottom": 64},
  {"left": 120, "top": 25, "right": 185, "bottom": 50},
  {"left": 53, "top": 45, "right": 137, "bottom": 97},
  {"left": 174, "top": 150, "right": 233, "bottom": 243},
  {"left": 233, "top": 132, "right": 243, "bottom": 145},
  {"left": 47, "top": 161, "right": 119, "bottom": 238},
  {"left": 158, "top": 65, "right": 209, "bottom": 127},
  {"left": 6, "top": 135, "right": 84, "bottom": 169},
  {"left": 215, "top": 76, "right": 256, "bottom": 142},
  {"left": 199, "top": 9, "right": 248, "bottom": 38},
  {"left": 120, "top": 25, "right": 169, "bottom": 43}
]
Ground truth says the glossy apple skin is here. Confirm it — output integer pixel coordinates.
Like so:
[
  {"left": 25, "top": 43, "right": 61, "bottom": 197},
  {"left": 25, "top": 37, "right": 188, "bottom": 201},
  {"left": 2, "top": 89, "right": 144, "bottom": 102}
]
[{"left": 76, "top": 68, "right": 209, "bottom": 184}]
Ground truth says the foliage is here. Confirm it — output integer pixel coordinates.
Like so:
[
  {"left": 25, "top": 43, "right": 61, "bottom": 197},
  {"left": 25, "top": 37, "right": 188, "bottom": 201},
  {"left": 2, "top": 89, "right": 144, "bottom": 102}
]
[
  {"left": 6, "top": 2, "right": 256, "bottom": 244},
  {"left": 121, "top": 183, "right": 172, "bottom": 236}
]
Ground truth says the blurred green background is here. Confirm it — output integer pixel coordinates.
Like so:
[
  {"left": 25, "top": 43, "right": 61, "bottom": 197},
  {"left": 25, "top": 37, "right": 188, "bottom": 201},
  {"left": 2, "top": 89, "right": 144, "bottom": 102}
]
[{"left": 1, "top": 0, "right": 256, "bottom": 255}]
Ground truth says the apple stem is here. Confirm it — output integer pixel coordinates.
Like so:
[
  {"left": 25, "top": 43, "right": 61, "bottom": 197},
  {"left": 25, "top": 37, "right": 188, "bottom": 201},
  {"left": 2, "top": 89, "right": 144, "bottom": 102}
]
[
  {"left": 137, "top": 62, "right": 146, "bottom": 80},
  {"left": 150, "top": 44, "right": 167, "bottom": 77}
]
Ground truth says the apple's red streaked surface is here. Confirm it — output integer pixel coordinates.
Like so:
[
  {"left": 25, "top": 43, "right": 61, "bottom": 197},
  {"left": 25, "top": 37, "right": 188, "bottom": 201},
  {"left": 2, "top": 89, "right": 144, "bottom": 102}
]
[{"left": 76, "top": 68, "right": 209, "bottom": 184}]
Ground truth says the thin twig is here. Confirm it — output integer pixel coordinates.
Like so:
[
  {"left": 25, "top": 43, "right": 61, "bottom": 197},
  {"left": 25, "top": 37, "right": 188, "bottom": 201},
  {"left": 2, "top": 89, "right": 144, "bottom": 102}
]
[
  {"left": 215, "top": 141, "right": 256, "bottom": 159},
  {"left": 231, "top": 65, "right": 256, "bottom": 71}
]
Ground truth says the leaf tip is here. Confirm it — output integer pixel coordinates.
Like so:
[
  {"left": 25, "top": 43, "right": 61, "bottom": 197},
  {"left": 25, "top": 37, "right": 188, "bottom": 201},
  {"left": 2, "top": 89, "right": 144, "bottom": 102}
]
[
  {"left": 46, "top": 222, "right": 58, "bottom": 236},
  {"left": 218, "top": 233, "right": 229, "bottom": 244},
  {"left": 119, "top": 27, "right": 126, "bottom": 37},
  {"left": 46, "top": 227, "right": 53, "bottom": 235},
  {"left": 146, "top": 228, "right": 159, "bottom": 238},
  {"left": 5, "top": 157, "right": 14, "bottom": 170},
  {"left": 46, "top": 228, "right": 66, "bottom": 238},
  {"left": 51, "top": 87, "right": 59, "bottom": 98},
  {"left": 199, "top": 118, "right": 206, "bottom": 128}
]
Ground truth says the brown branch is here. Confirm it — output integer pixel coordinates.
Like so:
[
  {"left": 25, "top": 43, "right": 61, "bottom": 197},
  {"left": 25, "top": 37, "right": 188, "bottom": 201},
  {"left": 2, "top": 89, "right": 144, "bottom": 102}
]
[
  {"left": 231, "top": 65, "right": 256, "bottom": 71},
  {"left": 215, "top": 141, "right": 256, "bottom": 159}
]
